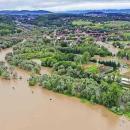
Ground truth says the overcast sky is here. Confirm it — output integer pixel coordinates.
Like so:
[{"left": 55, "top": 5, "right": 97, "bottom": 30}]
[{"left": 0, "top": 0, "right": 130, "bottom": 11}]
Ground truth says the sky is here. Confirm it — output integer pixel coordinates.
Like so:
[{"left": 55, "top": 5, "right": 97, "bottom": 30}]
[{"left": 0, "top": 0, "right": 130, "bottom": 11}]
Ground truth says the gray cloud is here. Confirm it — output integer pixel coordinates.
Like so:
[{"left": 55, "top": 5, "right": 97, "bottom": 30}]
[{"left": 0, "top": 0, "right": 130, "bottom": 11}]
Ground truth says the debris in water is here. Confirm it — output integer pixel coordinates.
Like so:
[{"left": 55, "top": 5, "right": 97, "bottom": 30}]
[
  {"left": 19, "top": 76, "right": 22, "bottom": 80},
  {"left": 12, "top": 87, "right": 15, "bottom": 90}
]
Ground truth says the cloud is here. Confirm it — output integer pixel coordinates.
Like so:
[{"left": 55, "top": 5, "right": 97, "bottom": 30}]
[
  {"left": 0, "top": 0, "right": 130, "bottom": 11},
  {"left": 46, "top": 2, "right": 130, "bottom": 11}
]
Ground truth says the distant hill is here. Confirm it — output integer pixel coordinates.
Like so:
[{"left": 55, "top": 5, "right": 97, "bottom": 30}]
[
  {"left": 0, "top": 10, "right": 52, "bottom": 15},
  {"left": 65, "top": 9, "right": 130, "bottom": 14}
]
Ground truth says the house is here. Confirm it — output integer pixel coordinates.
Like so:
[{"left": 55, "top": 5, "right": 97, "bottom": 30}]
[{"left": 121, "top": 77, "right": 130, "bottom": 85}]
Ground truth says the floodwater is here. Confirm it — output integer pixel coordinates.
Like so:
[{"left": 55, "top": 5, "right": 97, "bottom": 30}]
[{"left": 0, "top": 48, "right": 130, "bottom": 130}]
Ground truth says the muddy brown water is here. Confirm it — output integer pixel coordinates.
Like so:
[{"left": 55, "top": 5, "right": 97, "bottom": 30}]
[{"left": 0, "top": 48, "right": 130, "bottom": 130}]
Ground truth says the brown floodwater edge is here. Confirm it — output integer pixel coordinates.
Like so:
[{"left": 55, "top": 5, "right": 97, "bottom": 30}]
[
  {"left": 0, "top": 77, "right": 130, "bottom": 130},
  {"left": 0, "top": 48, "right": 130, "bottom": 130}
]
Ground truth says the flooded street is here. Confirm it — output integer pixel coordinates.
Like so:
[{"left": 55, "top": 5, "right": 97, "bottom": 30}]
[{"left": 0, "top": 48, "right": 130, "bottom": 130}]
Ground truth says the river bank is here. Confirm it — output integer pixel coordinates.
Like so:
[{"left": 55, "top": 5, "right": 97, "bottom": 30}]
[
  {"left": 0, "top": 76, "right": 130, "bottom": 130},
  {"left": 0, "top": 47, "right": 130, "bottom": 130}
]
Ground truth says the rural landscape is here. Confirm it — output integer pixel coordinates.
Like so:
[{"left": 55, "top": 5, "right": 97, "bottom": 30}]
[{"left": 0, "top": 0, "right": 130, "bottom": 130}]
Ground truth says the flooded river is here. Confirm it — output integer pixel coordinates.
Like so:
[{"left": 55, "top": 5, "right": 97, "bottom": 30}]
[{"left": 0, "top": 48, "right": 130, "bottom": 130}]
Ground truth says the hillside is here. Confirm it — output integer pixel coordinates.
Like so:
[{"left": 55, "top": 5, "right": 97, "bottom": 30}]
[{"left": 0, "top": 10, "right": 52, "bottom": 15}]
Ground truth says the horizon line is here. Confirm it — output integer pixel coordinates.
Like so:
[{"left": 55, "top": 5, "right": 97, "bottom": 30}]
[{"left": 0, "top": 8, "right": 130, "bottom": 12}]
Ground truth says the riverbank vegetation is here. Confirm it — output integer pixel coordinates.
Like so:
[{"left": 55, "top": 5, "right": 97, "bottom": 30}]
[
  {"left": 0, "top": 61, "right": 21, "bottom": 80},
  {"left": 29, "top": 73, "right": 130, "bottom": 116},
  {"left": 0, "top": 62, "right": 10, "bottom": 79}
]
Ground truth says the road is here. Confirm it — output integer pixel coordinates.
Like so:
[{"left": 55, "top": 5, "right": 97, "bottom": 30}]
[{"left": 96, "top": 41, "right": 119, "bottom": 55}]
